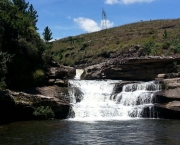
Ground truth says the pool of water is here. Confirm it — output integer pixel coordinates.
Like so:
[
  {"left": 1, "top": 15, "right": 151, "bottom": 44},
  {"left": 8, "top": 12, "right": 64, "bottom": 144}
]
[{"left": 0, "top": 119, "right": 180, "bottom": 145}]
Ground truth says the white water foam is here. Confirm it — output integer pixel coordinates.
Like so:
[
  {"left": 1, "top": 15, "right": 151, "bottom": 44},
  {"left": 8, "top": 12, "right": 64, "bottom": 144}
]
[
  {"left": 68, "top": 72, "right": 161, "bottom": 121},
  {"left": 74, "top": 69, "right": 84, "bottom": 80},
  {"left": 68, "top": 80, "right": 127, "bottom": 121}
]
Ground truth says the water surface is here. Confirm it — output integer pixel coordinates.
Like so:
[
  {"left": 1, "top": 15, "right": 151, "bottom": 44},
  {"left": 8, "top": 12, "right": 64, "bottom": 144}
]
[{"left": 0, "top": 119, "right": 180, "bottom": 145}]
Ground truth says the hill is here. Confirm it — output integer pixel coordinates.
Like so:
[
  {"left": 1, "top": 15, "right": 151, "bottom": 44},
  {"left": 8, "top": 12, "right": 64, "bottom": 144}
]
[{"left": 52, "top": 18, "right": 180, "bottom": 67}]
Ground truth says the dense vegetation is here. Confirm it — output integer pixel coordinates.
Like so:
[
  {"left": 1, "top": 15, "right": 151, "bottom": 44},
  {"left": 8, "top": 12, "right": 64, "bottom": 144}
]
[
  {"left": 0, "top": 0, "right": 52, "bottom": 89},
  {"left": 52, "top": 19, "right": 180, "bottom": 67}
]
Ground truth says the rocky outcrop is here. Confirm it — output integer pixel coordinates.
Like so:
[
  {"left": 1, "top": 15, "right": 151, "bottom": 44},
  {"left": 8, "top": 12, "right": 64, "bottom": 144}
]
[
  {"left": 81, "top": 56, "right": 180, "bottom": 81},
  {"left": 0, "top": 86, "right": 71, "bottom": 124},
  {"left": 161, "top": 78, "right": 180, "bottom": 98},
  {"left": 152, "top": 75, "right": 180, "bottom": 119},
  {"left": 0, "top": 59, "right": 76, "bottom": 124},
  {"left": 46, "top": 60, "right": 76, "bottom": 86},
  {"left": 155, "top": 101, "right": 180, "bottom": 119}
]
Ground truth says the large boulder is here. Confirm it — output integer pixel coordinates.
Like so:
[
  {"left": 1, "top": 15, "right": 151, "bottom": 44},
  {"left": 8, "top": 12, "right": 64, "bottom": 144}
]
[
  {"left": 47, "top": 65, "right": 76, "bottom": 79},
  {"left": 155, "top": 77, "right": 180, "bottom": 99},
  {"left": 46, "top": 60, "right": 76, "bottom": 86}
]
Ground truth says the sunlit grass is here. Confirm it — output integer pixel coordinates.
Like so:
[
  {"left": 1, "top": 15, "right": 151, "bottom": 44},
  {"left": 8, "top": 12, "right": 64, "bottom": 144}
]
[{"left": 52, "top": 18, "right": 180, "bottom": 66}]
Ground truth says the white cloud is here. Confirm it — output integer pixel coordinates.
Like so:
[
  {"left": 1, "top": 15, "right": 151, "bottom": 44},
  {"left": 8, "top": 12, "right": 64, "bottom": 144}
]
[
  {"left": 105, "top": 0, "right": 154, "bottom": 5},
  {"left": 74, "top": 17, "right": 100, "bottom": 32},
  {"left": 74, "top": 17, "right": 114, "bottom": 33},
  {"left": 105, "top": 0, "right": 120, "bottom": 5},
  {"left": 101, "top": 20, "right": 114, "bottom": 28}
]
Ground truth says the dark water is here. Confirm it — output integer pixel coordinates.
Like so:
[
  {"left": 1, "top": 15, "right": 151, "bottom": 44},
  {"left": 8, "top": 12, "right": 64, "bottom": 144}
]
[{"left": 0, "top": 119, "right": 180, "bottom": 145}]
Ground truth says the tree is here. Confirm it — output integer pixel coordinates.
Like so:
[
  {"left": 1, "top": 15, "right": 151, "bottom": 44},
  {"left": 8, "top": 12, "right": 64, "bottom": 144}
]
[
  {"left": 12, "top": 0, "right": 29, "bottom": 14},
  {"left": 43, "top": 26, "right": 53, "bottom": 43},
  {"left": 0, "top": 0, "right": 47, "bottom": 88},
  {"left": 0, "top": 51, "right": 12, "bottom": 90},
  {"left": 27, "top": 4, "right": 38, "bottom": 30}
]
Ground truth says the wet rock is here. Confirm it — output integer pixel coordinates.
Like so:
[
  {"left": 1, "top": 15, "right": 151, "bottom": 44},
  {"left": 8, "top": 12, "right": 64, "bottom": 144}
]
[
  {"left": 157, "top": 73, "right": 180, "bottom": 79},
  {"left": 155, "top": 101, "right": 180, "bottom": 119},
  {"left": 54, "top": 79, "right": 68, "bottom": 87}
]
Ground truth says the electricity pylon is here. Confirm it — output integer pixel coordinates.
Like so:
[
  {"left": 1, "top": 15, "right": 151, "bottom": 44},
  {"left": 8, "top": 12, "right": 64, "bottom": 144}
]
[{"left": 102, "top": 8, "right": 107, "bottom": 30}]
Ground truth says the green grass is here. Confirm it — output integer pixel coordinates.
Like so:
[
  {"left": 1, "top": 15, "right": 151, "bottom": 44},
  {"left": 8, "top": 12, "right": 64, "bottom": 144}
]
[{"left": 52, "top": 18, "right": 180, "bottom": 67}]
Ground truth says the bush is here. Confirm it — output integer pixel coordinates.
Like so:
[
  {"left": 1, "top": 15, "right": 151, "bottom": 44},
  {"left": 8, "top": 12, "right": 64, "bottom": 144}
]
[
  {"left": 172, "top": 42, "right": 180, "bottom": 54},
  {"left": 162, "top": 41, "right": 170, "bottom": 49},
  {"left": 143, "top": 41, "right": 154, "bottom": 55},
  {"left": 32, "top": 69, "right": 45, "bottom": 86},
  {"left": 33, "top": 106, "right": 55, "bottom": 119}
]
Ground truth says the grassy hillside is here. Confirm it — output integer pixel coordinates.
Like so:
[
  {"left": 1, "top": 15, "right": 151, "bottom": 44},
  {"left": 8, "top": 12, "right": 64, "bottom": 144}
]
[{"left": 52, "top": 18, "right": 180, "bottom": 67}]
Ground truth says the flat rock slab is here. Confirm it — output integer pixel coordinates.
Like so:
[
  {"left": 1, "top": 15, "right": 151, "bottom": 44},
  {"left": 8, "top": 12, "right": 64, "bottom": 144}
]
[{"left": 157, "top": 101, "right": 180, "bottom": 111}]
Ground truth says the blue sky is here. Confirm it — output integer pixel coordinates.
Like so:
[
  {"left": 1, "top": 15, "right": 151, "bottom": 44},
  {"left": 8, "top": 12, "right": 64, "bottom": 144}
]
[{"left": 27, "top": 0, "right": 180, "bottom": 40}]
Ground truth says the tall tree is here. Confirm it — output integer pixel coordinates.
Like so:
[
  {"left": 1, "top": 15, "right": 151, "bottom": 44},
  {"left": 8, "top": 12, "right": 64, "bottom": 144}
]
[
  {"left": 12, "top": 0, "right": 29, "bottom": 13},
  {"left": 27, "top": 4, "right": 38, "bottom": 30},
  {"left": 0, "top": 0, "right": 46, "bottom": 88},
  {"left": 43, "top": 26, "right": 53, "bottom": 43}
]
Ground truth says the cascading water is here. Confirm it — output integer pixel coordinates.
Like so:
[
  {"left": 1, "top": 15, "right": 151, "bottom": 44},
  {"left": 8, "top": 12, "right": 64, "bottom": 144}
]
[
  {"left": 113, "top": 82, "right": 161, "bottom": 118},
  {"left": 68, "top": 70, "right": 161, "bottom": 120},
  {"left": 74, "top": 69, "right": 84, "bottom": 80}
]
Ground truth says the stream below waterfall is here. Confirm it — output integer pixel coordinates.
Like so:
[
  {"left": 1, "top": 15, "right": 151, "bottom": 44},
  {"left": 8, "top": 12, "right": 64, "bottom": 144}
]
[{"left": 1, "top": 119, "right": 180, "bottom": 145}]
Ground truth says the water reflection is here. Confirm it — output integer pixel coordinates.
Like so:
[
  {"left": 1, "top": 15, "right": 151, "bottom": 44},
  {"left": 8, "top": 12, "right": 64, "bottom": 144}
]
[{"left": 0, "top": 119, "right": 180, "bottom": 145}]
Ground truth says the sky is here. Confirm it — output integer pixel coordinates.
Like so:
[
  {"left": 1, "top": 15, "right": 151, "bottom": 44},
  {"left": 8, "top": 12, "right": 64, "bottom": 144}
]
[{"left": 27, "top": 0, "right": 180, "bottom": 40}]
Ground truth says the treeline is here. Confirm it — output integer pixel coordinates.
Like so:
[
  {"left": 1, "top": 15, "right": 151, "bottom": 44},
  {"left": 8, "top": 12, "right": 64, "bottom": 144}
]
[{"left": 0, "top": 0, "right": 52, "bottom": 89}]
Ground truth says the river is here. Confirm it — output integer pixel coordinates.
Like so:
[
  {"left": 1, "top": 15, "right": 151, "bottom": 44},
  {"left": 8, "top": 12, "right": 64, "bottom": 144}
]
[{"left": 0, "top": 119, "right": 180, "bottom": 145}]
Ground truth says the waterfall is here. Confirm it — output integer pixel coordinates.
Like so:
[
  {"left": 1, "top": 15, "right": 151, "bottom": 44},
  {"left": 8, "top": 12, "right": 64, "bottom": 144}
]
[
  {"left": 113, "top": 82, "right": 161, "bottom": 118},
  {"left": 74, "top": 69, "right": 84, "bottom": 80},
  {"left": 68, "top": 70, "right": 161, "bottom": 120},
  {"left": 68, "top": 80, "right": 121, "bottom": 120}
]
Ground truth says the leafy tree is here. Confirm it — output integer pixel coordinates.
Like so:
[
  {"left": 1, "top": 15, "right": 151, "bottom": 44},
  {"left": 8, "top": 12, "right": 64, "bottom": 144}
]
[
  {"left": 0, "top": 0, "right": 47, "bottom": 88},
  {"left": 43, "top": 26, "right": 53, "bottom": 43}
]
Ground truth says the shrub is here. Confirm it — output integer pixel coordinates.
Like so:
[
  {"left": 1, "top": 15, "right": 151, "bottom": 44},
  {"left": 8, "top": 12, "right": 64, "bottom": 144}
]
[
  {"left": 172, "top": 42, "right": 180, "bottom": 54},
  {"left": 163, "top": 29, "right": 168, "bottom": 39},
  {"left": 143, "top": 41, "right": 154, "bottom": 55},
  {"left": 33, "top": 106, "right": 55, "bottom": 119},
  {"left": 162, "top": 41, "right": 170, "bottom": 50},
  {"left": 32, "top": 69, "right": 45, "bottom": 86}
]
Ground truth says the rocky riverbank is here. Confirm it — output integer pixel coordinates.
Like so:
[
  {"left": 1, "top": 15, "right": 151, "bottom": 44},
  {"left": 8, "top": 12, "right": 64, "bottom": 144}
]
[
  {"left": 0, "top": 62, "right": 76, "bottom": 125},
  {"left": 0, "top": 87, "right": 70, "bottom": 124},
  {"left": 154, "top": 76, "right": 180, "bottom": 119},
  {"left": 2, "top": 57, "right": 180, "bottom": 124}
]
